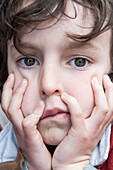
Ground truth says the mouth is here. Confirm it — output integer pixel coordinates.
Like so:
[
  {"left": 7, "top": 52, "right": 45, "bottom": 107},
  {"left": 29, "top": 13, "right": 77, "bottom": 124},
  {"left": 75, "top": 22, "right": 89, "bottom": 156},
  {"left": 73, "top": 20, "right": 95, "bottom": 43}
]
[{"left": 41, "top": 108, "right": 70, "bottom": 120}]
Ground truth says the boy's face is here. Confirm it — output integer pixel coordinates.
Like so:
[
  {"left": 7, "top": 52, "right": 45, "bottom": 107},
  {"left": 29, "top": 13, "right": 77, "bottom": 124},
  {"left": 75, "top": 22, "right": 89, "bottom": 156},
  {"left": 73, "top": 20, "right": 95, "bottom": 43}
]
[{"left": 8, "top": 2, "right": 111, "bottom": 145}]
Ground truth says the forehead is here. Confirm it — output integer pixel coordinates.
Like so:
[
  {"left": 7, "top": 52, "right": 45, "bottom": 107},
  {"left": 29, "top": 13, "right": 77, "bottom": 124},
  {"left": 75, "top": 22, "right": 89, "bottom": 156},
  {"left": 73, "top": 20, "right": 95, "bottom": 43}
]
[
  {"left": 10, "top": 0, "right": 111, "bottom": 59},
  {"left": 18, "top": 1, "right": 94, "bottom": 43}
]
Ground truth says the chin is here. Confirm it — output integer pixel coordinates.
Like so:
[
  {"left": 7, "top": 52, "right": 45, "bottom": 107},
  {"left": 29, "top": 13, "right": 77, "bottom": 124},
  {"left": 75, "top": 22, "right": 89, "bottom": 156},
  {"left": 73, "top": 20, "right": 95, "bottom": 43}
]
[
  {"left": 39, "top": 127, "right": 69, "bottom": 145},
  {"left": 43, "top": 135, "right": 64, "bottom": 145},
  {"left": 38, "top": 118, "right": 71, "bottom": 145}
]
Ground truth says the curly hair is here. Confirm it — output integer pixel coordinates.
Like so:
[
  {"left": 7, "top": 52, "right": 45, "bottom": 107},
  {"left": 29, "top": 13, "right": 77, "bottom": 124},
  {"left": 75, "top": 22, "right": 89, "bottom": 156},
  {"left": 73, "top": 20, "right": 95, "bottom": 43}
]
[{"left": 0, "top": 0, "right": 113, "bottom": 89}]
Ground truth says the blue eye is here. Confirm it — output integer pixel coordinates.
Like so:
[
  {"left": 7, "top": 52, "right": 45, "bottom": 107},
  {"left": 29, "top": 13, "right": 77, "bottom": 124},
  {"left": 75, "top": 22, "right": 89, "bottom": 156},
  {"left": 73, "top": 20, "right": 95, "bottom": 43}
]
[
  {"left": 18, "top": 58, "right": 39, "bottom": 67},
  {"left": 69, "top": 58, "right": 90, "bottom": 68}
]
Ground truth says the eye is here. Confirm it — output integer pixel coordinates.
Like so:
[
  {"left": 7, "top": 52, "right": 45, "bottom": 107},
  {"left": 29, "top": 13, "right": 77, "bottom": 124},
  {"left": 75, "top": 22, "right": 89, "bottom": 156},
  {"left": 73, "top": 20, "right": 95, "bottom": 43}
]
[
  {"left": 68, "top": 57, "right": 90, "bottom": 68},
  {"left": 18, "top": 57, "right": 39, "bottom": 68}
]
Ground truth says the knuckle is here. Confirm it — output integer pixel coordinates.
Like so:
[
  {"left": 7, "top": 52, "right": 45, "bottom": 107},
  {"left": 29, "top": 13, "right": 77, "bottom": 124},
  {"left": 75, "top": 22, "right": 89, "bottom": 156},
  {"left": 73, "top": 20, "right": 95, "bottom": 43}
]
[
  {"left": 75, "top": 111, "right": 82, "bottom": 118},
  {"left": 97, "top": 104, "right": 108, "bottom": 116},
  {"left": 109, "top": 108, "right": 113, "bottom": 114},
  {"left": 14, "top": 88, "right": 21, "bottom": 95},
  {"left": 82, "top": 133, "right": 89, "bottom": 141},
  {"left": 80, "top": 132, "right": 91, "bottom": 144},
  {"left": 14, "top": 87, "right": 24, "bottom": 98},
  {"left": 104, "top": 105, "right": 108, "bottom": 113},
  {"left": 7, "top": 106, "right": 14, "bottom": 117},
  {"left": 101, "top": 106, "right": 108, "bottom": 115},
  {"left": 22, "top": 118, "right": 30, "bottom": 129}
]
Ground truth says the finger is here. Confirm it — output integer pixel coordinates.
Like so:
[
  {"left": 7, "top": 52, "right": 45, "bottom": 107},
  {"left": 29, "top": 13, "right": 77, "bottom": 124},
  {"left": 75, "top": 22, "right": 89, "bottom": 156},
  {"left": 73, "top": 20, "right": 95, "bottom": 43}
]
[
  {"left": 89, "top": 77, "right": 108, "bottom": 128},
  {"left": 102, "top": 75, "right": 113, "bottom": 125},
  {"left": 61, "top": 92, "right": 85, "bottom": 130},
  {"left": 7, "top": 79, "right": 27, "bottom": 128},
  {"left": 103, "top": 75, "right": 113, "bottom": 106},
  {"left": 1, "top": 73, "right": 14, "bottom": 118},
  {"left": 22, "top": 101, "right": 45, "bottom": 139}
]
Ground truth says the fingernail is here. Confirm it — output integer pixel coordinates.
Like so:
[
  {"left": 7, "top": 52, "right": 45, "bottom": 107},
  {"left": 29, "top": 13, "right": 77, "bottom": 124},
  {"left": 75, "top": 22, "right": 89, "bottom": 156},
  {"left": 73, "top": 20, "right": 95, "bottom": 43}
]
[
  {"left": 92, "top": 77, "right": 99, "bottom": 84},
  {"left": 62, "top": 92, "right": 68, "bottom": 98},
  {"left": 7, "top": 74, "right": 13, "bottom": 81},
  {"left": 104, "top": 75, "right": 111, "bottom": 82},
  {"left": 37, "top": 101, "right": 44, "bottom": 108},
  {"left": 19, "top": 79, "right": 27, "bottom": 86}
]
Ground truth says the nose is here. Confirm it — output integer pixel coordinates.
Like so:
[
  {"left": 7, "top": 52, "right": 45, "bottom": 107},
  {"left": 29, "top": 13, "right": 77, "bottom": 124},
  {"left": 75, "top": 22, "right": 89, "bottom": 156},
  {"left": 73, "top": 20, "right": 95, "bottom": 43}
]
[{"left": 39, "top": 65, "right": 63, "bottom": 98}]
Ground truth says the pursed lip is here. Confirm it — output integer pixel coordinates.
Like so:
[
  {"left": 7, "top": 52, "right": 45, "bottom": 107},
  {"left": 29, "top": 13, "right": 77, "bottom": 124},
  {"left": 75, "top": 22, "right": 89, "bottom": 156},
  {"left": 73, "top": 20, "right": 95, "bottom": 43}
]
[{"left": 41, "top": 108, "right": 69, "bottom": 119}]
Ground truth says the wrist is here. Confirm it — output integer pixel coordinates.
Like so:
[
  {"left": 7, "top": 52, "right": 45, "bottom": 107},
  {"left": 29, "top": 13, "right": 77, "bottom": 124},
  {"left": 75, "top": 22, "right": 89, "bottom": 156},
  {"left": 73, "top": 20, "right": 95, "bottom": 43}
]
[
  {"left": 26, "top": 160, "right": 51, "bottom": 170},
  {"left": 53, "top": 160, "right": 89, "bottom": 170}
]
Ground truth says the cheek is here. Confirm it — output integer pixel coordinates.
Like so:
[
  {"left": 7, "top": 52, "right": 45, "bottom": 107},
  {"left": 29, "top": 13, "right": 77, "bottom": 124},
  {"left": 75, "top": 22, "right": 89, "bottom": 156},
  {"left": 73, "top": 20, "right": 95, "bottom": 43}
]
[
  {"left": 65, "top": 78, "right": 94, "bottom": 118},
  {"left": 13, "top": 77, "right": 40, "bottom": 117},
  {"left": 11, "top": 70, "right": 40, "bottom": 116},
  {"left": 21, "top": 83, "right": 40, "bottom": 117}
]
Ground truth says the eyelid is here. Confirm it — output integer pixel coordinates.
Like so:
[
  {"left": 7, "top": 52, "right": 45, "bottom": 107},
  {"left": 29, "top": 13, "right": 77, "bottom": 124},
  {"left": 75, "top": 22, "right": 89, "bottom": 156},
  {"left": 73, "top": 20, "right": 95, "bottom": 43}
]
[
  {"left": 16, "top": 55, "right": 39, "bottom": 61},
  {"left": 69, "top": 55, "right": 93, "bottom": 62}
]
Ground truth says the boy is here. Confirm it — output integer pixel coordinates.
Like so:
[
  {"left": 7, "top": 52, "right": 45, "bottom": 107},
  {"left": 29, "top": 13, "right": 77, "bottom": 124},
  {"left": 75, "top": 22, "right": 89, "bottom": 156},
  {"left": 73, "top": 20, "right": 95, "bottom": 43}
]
[{"left": 0, "top": 0, "right": 113, "bottom": 169}]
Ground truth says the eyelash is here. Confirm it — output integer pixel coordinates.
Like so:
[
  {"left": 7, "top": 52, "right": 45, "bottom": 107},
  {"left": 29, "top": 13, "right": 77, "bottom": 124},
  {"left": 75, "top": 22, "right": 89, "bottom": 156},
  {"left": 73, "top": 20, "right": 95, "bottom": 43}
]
[
  {"left": 17, "top": 57, "right": 40, "bottom": 68},
  {"left": 68, "top": 57, "right": 91, "bottom": 69},
  {"left": 17, "top": 56, "right": 91, "bottom": 70}
]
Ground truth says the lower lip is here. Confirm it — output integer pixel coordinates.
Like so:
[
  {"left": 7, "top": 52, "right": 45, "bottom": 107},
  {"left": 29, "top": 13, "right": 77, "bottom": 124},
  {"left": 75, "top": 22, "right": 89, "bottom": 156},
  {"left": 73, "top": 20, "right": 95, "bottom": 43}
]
[{"left": 43, "top": 112, "right": 69, "bottom": 120}]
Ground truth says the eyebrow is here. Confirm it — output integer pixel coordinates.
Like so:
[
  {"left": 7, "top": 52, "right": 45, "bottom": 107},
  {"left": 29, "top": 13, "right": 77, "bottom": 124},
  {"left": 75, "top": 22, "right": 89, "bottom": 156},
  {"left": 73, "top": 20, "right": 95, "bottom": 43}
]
[
  {"left": 19, "top": 41, "right": 39, "bottom": 50},
  {"left": 17, "top": 41, "right": 97, "bottom": 52},
  {"left": 11, "top": 41, "right": 40, "bottom": 55},
  {"left": 67, "top": 41, "right": 97, "bottom": 50},
  {"left": 13, "top": 36, "right": 97, "bottom": 53}
]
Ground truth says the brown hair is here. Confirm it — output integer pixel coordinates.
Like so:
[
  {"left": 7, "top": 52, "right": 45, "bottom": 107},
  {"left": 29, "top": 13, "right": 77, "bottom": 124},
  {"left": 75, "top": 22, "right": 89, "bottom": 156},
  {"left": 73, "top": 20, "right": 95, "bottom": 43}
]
[{"left": 0, "top": 0, "right": 113, "bottom": 90}]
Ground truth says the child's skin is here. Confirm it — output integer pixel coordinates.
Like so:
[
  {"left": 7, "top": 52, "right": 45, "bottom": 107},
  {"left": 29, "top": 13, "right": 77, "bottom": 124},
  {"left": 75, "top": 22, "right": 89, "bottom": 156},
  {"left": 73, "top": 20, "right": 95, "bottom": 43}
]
[{"left": 1, "top": 1, "right": 113, "bottom": 170}]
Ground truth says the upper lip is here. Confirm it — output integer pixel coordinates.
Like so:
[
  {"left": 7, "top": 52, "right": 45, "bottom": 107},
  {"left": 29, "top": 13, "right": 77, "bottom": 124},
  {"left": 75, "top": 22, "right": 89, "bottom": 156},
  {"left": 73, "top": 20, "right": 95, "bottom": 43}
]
[{"left": 41, "top": 108, "right": 69, "bottom": 119}]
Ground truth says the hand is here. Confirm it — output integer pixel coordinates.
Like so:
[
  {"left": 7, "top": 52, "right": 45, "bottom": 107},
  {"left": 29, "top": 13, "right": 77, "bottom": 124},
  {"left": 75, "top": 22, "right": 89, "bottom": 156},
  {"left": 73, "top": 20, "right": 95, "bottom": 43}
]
[
  {"left": 52, "top": 75, "right": 113, "bottom": 170},
  {"left": 1, "top": 74, "right": 51, "bottom": 170}
]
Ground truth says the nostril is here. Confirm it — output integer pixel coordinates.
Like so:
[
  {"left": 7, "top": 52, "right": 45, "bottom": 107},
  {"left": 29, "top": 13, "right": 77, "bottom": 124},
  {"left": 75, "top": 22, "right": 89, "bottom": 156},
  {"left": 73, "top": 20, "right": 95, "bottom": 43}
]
[
  {"left": 41, "top": 89, "right": 61, "bottom": 98},
  {"left": 41, "top": 90, "right": 47, "bottom": 99},
  {"left": 55, "top": 90, "right": 59, "bottom": 92},
  {"left": 55, "top": 89, "right": 62, "bottom": 95},
  {"left": 42, "top": 90, "right": 46, "bottom": 95}
]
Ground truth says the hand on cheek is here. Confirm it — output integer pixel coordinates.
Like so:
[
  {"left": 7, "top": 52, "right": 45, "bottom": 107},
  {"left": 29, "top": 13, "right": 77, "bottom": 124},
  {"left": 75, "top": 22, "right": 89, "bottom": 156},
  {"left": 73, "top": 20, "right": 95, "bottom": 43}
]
[
  {"left": 52, "top": 75, "right": 113, "bottom": 170},
  {"left": 1, "top": 73, "right": 27, "bottom": 127},
  {"left": 1, "top": 74, "right": 51, "bottom": 170},
  {"left": 89, "top": 75, "right": 113, "bottom": 130}
]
